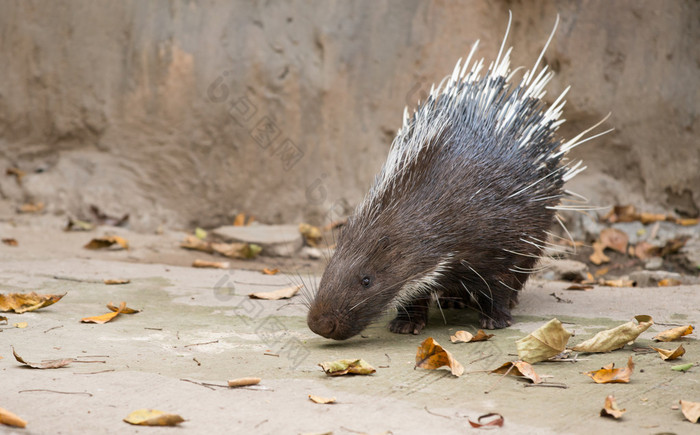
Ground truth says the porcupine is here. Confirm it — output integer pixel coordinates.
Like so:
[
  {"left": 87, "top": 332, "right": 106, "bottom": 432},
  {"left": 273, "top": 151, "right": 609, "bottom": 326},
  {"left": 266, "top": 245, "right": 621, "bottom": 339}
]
[{"left": 307, "top": 15, "right": 608, "bottom": 340}]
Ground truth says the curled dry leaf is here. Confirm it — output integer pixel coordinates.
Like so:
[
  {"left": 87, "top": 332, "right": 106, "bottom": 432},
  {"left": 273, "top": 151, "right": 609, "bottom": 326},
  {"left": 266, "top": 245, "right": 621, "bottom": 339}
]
[
  {"left": 583, "top": 356, "right": 634, "bottom": 384},
  {"left": 249, "top": 284, "right": 302, "bottom": 300},
  {"left": 0, "top": 315, "right": 7, "bottom": 324},
  {"left": 211, "top": 242, "right": 262, "bottom": 259},
  {"left": 228, "top": 377, "right": 261, "bottom": 387},
  {"left": 0, "top": 407, "right": 27, "bottom": 428},
  {"left": 0, "top": 292, "right": 66, "bottom": 313},
  {"left": 572, "top": 315, "right": 653, "bottom": 353},
  {"left": 65, "top": 217, "right": 94, "bottom": 232},
  {"left": 81, "top": 301, "right": 126, "bottom": 324},
  {"left": 599, "top": 228, "right": 629, "bottom": 253},
  {"left": 319, "top": 359, "right": 376, "bottom": 376},
  {"left": 653, "top": 325, "right": 693, "bottom": 342},
  {"left": 676, "top": 218, "right": 700, "bottom": 226},
  {"left": 14, "top": 322, "right": 28, "bottom": 328},
  {"left": 84, "top": 235, "right": 129, "bottom": 250},
  {"left": 123, "top": 409, "right": 184, "bottom": 426},
  {"left": 468, "top": 413, "right": 504, "bottom": 429},
  {"left": 19, "top": 202, "right": 44, "bottom": 213},
  {"left": 13, "top": 346, "right": 73, "bottom": 369},
  {"left": 680, "top": 400, "right": 700, "bottom": 423},
  {"left": 639, "top": 212, "right": 668, "bottom": 224},
  {"left": 633, "top": 241, "right": 656, "bottom": 260},
  {"left": 589, "top": 241, "right": 610, "bottom": 265},
  {"left": 600, "top": 395, "right": 626, "bottom": 419},
  {"left": 651, "top": 345, "right": 685, "bottom": 361},
  {"left": 233, "top": 213, "right": 254, "bottom": 226},
  {"left": 192, "top": 259, "right": 230, "bottom": 269},
  {"left": 450, "top": 329, "right": 493, "bottom": 343},
  {"left": 104, "top": 278, "right": 130, "bottom": 285},
  {"left": 2, "top": 238, "right": 18, "bottom": 246},
  {"left": 516, "top": 318, "right": 572, "bottom": 364},
  {"left": 261, "top": 268, "right": 279, "bottom": 275},
  {"left": 107, "top": 302, "right": 140, "bottom": 314},
  {"left": 565, "top": 284, "right": 594, "bottom": 291},
  {"left": 603, "top": 205, "right": 637, "bottom": 223},
  {"left": 658, "top": 278, "right": 682, "bottom": 287},
  {"left": 491, "top": 360, "right": 542, "bottom": 384},
  {"left": 299, "top": 223, "right": 323, "bottom": 247},
  {"left": 599, "top": 278, "right": 636, "bottom": 287},
  {"left": 180, "top": 235, "right": 213, "bottom": 253},
  {"left": 6, "top": 167, "right": 26, "bottom": 184},
  {"left": 308, "top": 395, "right": 336, "bottom": 404},
  {"left": 415, "top": 337, "right": 464, "bottom": 376}
]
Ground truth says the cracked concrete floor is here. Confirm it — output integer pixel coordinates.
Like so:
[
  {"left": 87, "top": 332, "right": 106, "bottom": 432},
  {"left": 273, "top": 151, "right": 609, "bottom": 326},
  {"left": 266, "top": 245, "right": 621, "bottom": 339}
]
[{"left": 1, "top": 216, "right": 699, "bottom": 434}]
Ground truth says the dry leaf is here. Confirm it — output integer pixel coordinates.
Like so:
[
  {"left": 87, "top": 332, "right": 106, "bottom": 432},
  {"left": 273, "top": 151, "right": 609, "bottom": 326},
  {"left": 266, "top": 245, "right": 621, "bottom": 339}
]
[
  {"left": 12, "top": 347, "right": 73, "bottom": 369},
  {"left": 194, "top": 227, "right": 207, "bottom": 240},
  {"left": 572, "top": 315, "right": 653, "bottom": 353},
  {"left": 19, "top": 202, "right": 44, "bottom": 213},
  {"left": 659, "top": 236, "right": 690, "bottom": 257},
  {"left": 468, "top": 413, "right": 504, "bottom": 429},
  {"left": 0, "top": 315, "right": 7, "bottom": 324},
  {"left": 565, "top": 284, "right": 594, "bottom": 291},
  {"left": 81, "top": 301, "right": 126, "bottom": 324},
  {"left": 84, "top": 235, "right": 129, "bottom": 250},
  {"left": 415, "top": 337, "right": 464, "bottom": 376},
  {"left": 211, "top": 242, "right": 262, "bottom": 259},
  {"left": 583, "top": 356, "right": 634, "bottom": 383},
  {"left": 657, "top": 278, "right": 682, "bottom": 287},
  {"left": 261, "top": 268, "right": 279, "bottom": 275},
  {"left": 600, "top": 279, "right": 636, "bottom": 288},
  {"left": 680, "top": 400, "right": 700, "bottom": 423},
  {"left": 319, "top": 359, "right": 376, "bottom": 376},
  {"left": 104, "top": 278, "right": 130, "bottom": 285},
  {"left": 0, "top": 292, "right": 66, "bottom": 313},
  {"left": 516, "top": 318, "right": 572, "bottom": 363},
  {"left": 6, "top": 167, "right": 26, "bottom": 184},
  {"left": 604, "top": 205, "right": 637, "bottom": 223},
  {"left": 123, "top": 409, "right": 184, "bottom": 426},
  {"left": 299, "top": 223, "right": 322, "bottom": 247},
  {"left": 308, "top": 395, "right": 336, "bottom": 404},
  {"left": 192, "top": 259, "right": 230, "bottom": 269},
  {"left": 180, "top": 235, "right": 213, "bottom": 253},
  {"left": 106, "top": 302, "right": 140, "bottom": 314},
  {"left": 633, "top": 241, "right": 657, "bottom": 260},
  {"left": 600, "top": 228, "right": 628, "bottom": 253},
  {"left": 491, "top": 361, "right": 542, "bottom": 384},
  {"left": 1, "top": 238, "right": 18, "bottom": 246},
  {"left": 653, "top": 325, "right": 693, "bottom": 342},
  {"left": 89, "top": 205, "right": 129, "bottom": 227},
  {"left": 639, "top": 212, "right": 667, "bottom": 224},
  {"left": 249, "top": 284, "right": 302, "bottom": 300},
  {"left": 450, "top": 329, "right": 493, "bottom": 343},
  {"left": 234, "top": 213, "right": 254, "bottom": 226},
  {"left": 600, "top": 395, "right": 626, "bottom": 419},
  {"left": 228, "top": 377, "right": 261, "bottom": 387},
  {"left": 589, "top": 241, "right": 610, "bottom": 265},
  {"left": 676, "top": 218, "right": 699, "bottom": 226},
  {"left": 651, "top": 345, "right": 685, "bottom": 361},
  {"left": 594, "top": 267, "right": 609, "bottom": 277},
  {"left": 14, "top": 322, "right": 28, "bottom": 328},
  {"left": 0, "top": 407, "right": 27, "bottom": 428},
  {"left": 65, "top": 217, "right": 94, "bottom": 232}
]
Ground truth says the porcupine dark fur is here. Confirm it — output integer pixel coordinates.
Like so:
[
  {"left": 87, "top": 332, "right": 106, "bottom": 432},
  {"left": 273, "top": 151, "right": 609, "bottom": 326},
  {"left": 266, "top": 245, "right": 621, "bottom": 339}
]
[{"left": 306, "top": 15, "right": 608, "bottom": 340}]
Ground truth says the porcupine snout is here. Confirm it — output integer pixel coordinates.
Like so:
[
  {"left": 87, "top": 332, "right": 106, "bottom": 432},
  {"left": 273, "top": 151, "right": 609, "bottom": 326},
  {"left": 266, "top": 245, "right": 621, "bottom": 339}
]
[{"left": 307, "top": 310, "right": 337, "bottom": 339}]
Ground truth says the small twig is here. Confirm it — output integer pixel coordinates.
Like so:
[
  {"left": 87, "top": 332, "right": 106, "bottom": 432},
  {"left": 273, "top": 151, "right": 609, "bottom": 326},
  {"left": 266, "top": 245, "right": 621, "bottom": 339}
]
[
  {"left": 19, "top": 389, "right": 93, "bottom": 397},
  {"left": 180, "top": 378, "right": 215, "bottom": 390},
  {"left": 144, "top": 327, "right": 163, "bottom": 331},
  {"left": 77, "top": 355, "right": 110, "bottom": 358},
  {"left": 469, "top": 353, "right": 493, "bottom": 365},
  {"left": 52, "top": 275, "right": 101, "bottom": 283},
  {"left": 264, "top": 352, "right": 279, "bottom": 357},
  {"left": 74, "top": 369, "right": 116, "bottom": 375},
  {"left": 254, "top": 419, "right": 268, "bottom": 429},
  {"left": 484, "top": 365, "right": 514, "bottom": 394},
  {"left": 524, "top": 382, "right": 569, "bottom": 389},
  {"left": 70, "top": 360, "right": 106, "bottom": 364},
  {"left": 43, "top": 325, "right": 64, "bottom": 333},
  {"left": 424, "top": 406, "right": 451, "bottom": 419},
  {"left": 193, "top": 357, "right": 201, "bottom": 366},
  {"left": 233, "top": 280, "right": 291, "bottom": 286},
  {"left": 184, "top": 340, "right": 219, "bottom": 348}
]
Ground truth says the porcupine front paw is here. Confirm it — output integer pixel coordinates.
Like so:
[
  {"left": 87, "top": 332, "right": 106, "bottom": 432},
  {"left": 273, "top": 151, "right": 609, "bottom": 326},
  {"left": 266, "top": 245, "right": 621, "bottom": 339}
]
[
  {"left": 389, "top": 298, "right": 430, "bottom": 335},
  {"left": 479, "top": 308, "right": 513, "bottom": 330}
]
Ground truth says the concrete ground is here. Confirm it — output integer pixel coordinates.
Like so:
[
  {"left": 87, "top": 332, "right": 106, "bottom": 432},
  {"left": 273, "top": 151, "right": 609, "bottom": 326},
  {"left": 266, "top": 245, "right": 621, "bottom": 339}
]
[{"left": 1, "top": 215, "right": 699, "bottom": 434}]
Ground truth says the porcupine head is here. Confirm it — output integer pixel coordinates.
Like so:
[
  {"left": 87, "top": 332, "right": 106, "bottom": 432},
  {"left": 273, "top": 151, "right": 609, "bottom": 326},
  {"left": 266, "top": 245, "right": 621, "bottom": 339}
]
[{"left": 307, "top": 16, "right": 608, "bottom": 340}]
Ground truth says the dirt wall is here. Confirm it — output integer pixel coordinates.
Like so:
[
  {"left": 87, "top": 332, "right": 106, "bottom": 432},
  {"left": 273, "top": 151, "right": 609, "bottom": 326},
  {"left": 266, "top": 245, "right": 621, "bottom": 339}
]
[{"left": 0, "top": 0, "right": 698, "bottom": 230}]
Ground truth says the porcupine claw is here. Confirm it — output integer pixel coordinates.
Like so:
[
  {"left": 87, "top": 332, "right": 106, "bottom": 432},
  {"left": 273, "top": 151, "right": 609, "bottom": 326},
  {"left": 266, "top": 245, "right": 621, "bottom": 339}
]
[{"left": 389, "top": 297, "right": 430, "bottom": 335}]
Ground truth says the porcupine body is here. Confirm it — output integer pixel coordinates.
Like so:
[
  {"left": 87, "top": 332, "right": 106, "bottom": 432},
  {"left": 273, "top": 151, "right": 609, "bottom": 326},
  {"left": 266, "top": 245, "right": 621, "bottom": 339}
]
[{"left": 307, "top": 17, "right": 601, "bottom": 340}]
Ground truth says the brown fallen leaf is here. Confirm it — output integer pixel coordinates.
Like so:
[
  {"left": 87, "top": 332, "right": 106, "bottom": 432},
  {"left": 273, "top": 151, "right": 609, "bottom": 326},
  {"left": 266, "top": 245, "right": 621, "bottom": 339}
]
[
  {"left": 653, "top": 325, "right": 693, "bottom": 342},
  {"left": 600, "top": 395, "right": 626, "bottom": 419},
  {"left": 0, "top": 407, "right": 27, "bottom": 428},
  {"left": 192, "top": 259, "right": 230, "bottom": 269},
  {"left": 680, "top": 399, "right": 700, "bottom": 423},
  {"left": 633, "top": 241, "right": 657, "bottom": 260},
  {"left": 600, "top": 228, "right": 628, "bottom": 253},
  {"left": 228, "top": 377, "right": 261, "bottom": 387},
  {"left": 639, "top": 212, "right": 668, "bottom": 224},
  {"left": 583, "top": 356, "right": 635, "bottom": 384},
  {"left": 0, "top": 315, "right": 7, "bottom": 324},
  {"left": 81, "top": 301, "right": 126, "bottom": 324},
  {"left": 299, "top": 223, "right": 323, "bottom": 247},
  {"left": 14, "top": 322, "right": 28, "bottom": 328},
  {"left": 123, "top": 409, "right": 184, "bottom": 426},
  {"left": 491, "top": 361, "right": 542, "bottom": 384},
  {"left": 415, "top": 337, "right": 464, "bottom": 376},
  {"left": 89, "top": 205, "right": 129, "bottom": 227},
  {"left": 657, "top": 278, "right": 682, "bottom": 287},
  {"left": 572, "top": 315, "right": 653, "bottom": 353},
  {"left": 106, "top": 302, "right": 140, "bottom": 314},
  {"left": 104, "top": 278, "right": 130, "bottom": 285},
  {"left": 658, "top": 236, "right": 690, "bottom": 257},
  {"left": 651, "top": 345, "right": 685, "bottom": 361},
  {"left": 65, "top": 217, "right": 94, "bottom": 232},
  {"left": 516, "top": 318, "right": 572, "bottom": 363},
  {"left": 565, "top": 284, "right": 594, "bottom": 291},
  {"left": 468, "top": 413, "right": 504, "bottom": 429},
  {"left": 84, "top": 235, "right": 129, "bottom": 250},
  {"left": 308, "top": 395, "right": 336, "bottom": 404},
  {"left": 18, "top": 202, "right": 44, "bottom": 213},
  {"left": 5, "top": 167, "right": 26, "bottom": 184},
  {"left": 599, "top": 278, "right": 636, "bottom": 287},
  {"left": 12, "top": 346, "right": 73, "bottom": 369},
  {"left": 589, "top": 241, "right": 610, "bottom": 265},
  {"left": 450, "top": 329, "right": 494, "bottom": 343},
  {"left": 676, "top": 218, "right": 699, "bottom": 226},
  {"left": 261, "top": 268, "right": 279, "bottom": 275},
  {"left": 249, "top": 284, "right": 302, "bottom": 300},
  {"left": 233, "top": 212, "right": 254, "bottom": 226},
  {"left": 594, "top": 267, "right": 609, "bottom": 277},
  {"left": 180, "top": 235, "right": 213, "bottom": 253},
  {"left": 2, "top": 238, "right": 18, "bottom": 246},
  {"left": 211, "top": 242, "right": 261, "bottom": 259},
  {"left": 319, "top": 359, "right": 376, "bottom": 376},
  {"left": 0, "top": 292, "right": 66, "bottom": 313},
  {"left": 603, "top": 205, "right": 637, "bottom": 223}
]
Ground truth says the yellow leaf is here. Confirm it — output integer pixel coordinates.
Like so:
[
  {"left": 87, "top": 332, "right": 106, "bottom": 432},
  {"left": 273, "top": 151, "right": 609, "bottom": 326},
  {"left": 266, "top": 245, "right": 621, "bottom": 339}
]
[
  {"left": 106, "top": 302, "right": 140, "bottom": 314},
  {"left": 680, "top": 400, "right": 700, "bottom": 423},
  {"left": 589, "top": 241, "right": 610, "bottom": 265},
  {"left": 658, "top": 278, "right": 682, "bottom": 287},
  {"left": 104, "top": 278, "right": 130, "bottom": 285},
  {"left": 653, "top": 324, "right": 693, "bottom": 341},
  {"left": 84, "top": 235, "right": 129, "bottom": 250},
  {"left": 583, "top": 356, "right": 634, "bottom": 384},
  {"left": 13, "top": 322, "right": 27, "bottom": 328},
  {"left": 0, "top": 292, "right": 66, "bottom": 313},
  {"left": 308, "top": 395, "right": 336, "bottom": 404},
  {"left": 261, "top": 268, "right": 279, "bottom": 275},
  {"left": 573, "top": 315, "right": 653, "bottom": 353},
  {"left": 450, "top": 329, "right": 493, "bottom": 343},
  {"left": 123, "top": 409, "right": 184, "bottom": 426},
  {"left": 299, "top": 223, "right": 322, "bottom": 247},
  {"left": 600, "top": 395, "right": 626, "bottom": 419},
  {"left": 227, "top": 377, "right": 261, "bottom": 387},
  {"left": 0, "top": 407, "right": 27, "bottom": 428},
  {"left": 192, "top": 259, "right": 230, "bottom": 269},
  {"left": 651, "top": 345, "right": 685, "bottom": 361},
  {"left": 516, "top": 318, "right": 572, "bottom": 363},
  {"left": 415, "top": 337, "right": 464, "bottom": 376},
  {"left": 249, "top": 285, "right": 302, "bottom": 300},
  {"left": 81, "top": 301, "right": 126, "bottom": 324},
  {"left": 319, "top": 359, "right": 376, "bottom": 376}
]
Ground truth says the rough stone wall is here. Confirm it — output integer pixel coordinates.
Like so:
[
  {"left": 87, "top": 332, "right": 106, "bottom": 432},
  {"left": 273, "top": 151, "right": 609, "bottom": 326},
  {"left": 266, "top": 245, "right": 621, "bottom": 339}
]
[{"left": 0, "top": 0, "right": 698, "bottom": 230}]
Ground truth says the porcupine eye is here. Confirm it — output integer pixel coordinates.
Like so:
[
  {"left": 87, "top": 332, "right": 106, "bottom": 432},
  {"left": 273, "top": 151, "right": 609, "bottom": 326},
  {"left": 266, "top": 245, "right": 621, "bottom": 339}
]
[{"left": 360, "top": 276, "right": 372, "bottom": 288}]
